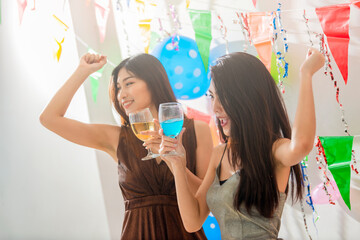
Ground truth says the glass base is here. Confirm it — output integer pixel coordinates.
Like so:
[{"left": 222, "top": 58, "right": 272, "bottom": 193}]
[
  {"left": 161, "top": 150, "right": 184, "bottom": 157},
  {"left": 141, "top": 153, "right": 160, "bottom": 161}
]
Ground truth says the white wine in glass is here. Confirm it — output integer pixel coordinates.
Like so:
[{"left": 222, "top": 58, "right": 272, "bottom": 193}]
[{"left": 129, "top": 108, "right": 160, "bottom": 160}]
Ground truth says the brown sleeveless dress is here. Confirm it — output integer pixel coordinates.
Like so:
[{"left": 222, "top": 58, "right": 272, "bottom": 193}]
[{"left": 117, "top": 118, "right": 207, "bottom": 240}]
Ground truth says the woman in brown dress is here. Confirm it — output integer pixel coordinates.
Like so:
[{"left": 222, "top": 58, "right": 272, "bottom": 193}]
[{"left": 40, "top": 53, "right": 213, "bottom": 239}]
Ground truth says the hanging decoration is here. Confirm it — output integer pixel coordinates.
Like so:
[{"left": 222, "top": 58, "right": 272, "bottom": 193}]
[
  {"left": 186, "top": 106, "right": 211, "bottom": 124},
  {"left": 252, "top": 0, "right": 257, "bottom": 8},
  {"left": 235, "top": 12, "right": 251, "bottom": 52},
  {"left": 17, "top": 0, "right": 27, "bottom": 24},
  {"left": 315, "top": 4, "right": 350, "bottom": 84},
  {"left": 247, "top": 12, "right": 273, "bottom": 71},
  {"left": 116, "top": 0, "right": 131, "bottom": 57},
  {"left": 271, "top": 2, "right": 289, "bottom": 93},
  {"left": 168, "top": 4, "right": 181, "bottom": 50},
  {"left": 186, "top": 0, "right": 190, "bottom": 8},
  {"left": 52, "top": 14, "right": 69, "bottom": 62},
  {"left": 216, "top": 13, "right": 228, "bottom": 54},
  {"left": 151, "top": 36, "right": 209, "bottom": 100},
  {"left": 94, "top": 0, "right": 110, "bottom": 43},
  {"left": 188, "top": 9, "right": 212, "bottom": 70},
  {"left": 318, "top": 136, "right": 354, "bottom": 210},
  {"left": 300, "top": 156, "right": 318, "bottom": 239},
  {"left": 138, "top": 19, "right": 152, "bottom": 53}
]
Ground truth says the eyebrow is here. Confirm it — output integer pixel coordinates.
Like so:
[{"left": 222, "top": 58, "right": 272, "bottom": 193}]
[{"left": 117, "top": 76, "right": 135, "bottom": 85}]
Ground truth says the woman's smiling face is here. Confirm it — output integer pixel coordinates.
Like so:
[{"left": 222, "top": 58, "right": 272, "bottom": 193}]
[
  {"left": 208, "top": 82, "right": 231, "bottom": 137},
  {"left": 116, "top": 68, "right": 156, "bottom": 116}
]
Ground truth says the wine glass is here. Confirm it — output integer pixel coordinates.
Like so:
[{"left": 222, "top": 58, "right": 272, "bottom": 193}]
[
  {"left": 129, "top": 108, "right": 160, "bottom": 160},
  {"left": 158, "top": 102, "right": 184, "bottom": 156}
]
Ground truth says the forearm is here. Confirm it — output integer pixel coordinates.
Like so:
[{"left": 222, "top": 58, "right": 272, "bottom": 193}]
[
  {"left": 40, "top": 67, "right": 90, "bottom": 119},
  {"left": 172, "top": 165, "right": 203, "bottom": 232},
  {"left": 291, "top": 72, "right": 316, "bottom": 153}
]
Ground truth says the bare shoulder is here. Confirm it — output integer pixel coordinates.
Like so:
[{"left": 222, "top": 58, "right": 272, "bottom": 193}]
[
  {"left": 193, "top": 120, "right": 211, "bottom": 135},
  {"left": 210, "top": 143, "right": 227, "bottom": 169}
]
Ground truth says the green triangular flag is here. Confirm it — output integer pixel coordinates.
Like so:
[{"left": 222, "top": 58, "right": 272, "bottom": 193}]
[
  {"left": 89, "top": 67, "right": 104, "bottom": 102},
  {"left": 149, "top": 31, "right": 161, "bottom": 53},
  {"left": 188, "top": 9, "right": 212, "bottom": 71},
  {"left": 319, "top": 136, "right": 353, "bottom": 210}
]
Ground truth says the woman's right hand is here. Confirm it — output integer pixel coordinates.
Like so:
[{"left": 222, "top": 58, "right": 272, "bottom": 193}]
[
  {"left": 300, "top": 48, "right": 325, "bottom": 77},
  {"left": 78, "top": 53, "right": 107, "bottom": 75}
]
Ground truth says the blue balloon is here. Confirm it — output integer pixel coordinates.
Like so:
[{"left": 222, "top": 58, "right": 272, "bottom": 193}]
[
  {"left": 151, "top": 36, "right": 210, "bottom": 100},
  {"left": 203, "top": 213, "right": 221, "bottom": 240}
]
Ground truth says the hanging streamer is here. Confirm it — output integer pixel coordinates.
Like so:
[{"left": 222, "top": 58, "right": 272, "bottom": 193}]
[
  {"left": 217, "top": 14, "right": 228, "bottom": 54},
  {"left": 301, "top": 156, "right": 319, "bottom": 235},
  {"left": 138, "top": 19, "right": 152, "bottom": 53},
  {"left": 116, "top": 0, "right": 131, "bottom": 57},
  {"left": 316, "top": 33, "right": 350, "bottom": 137},
  {"left": 315, "top": 137, "right": 336, "bottom": 205},
  {"left": 235, "top": 12, "right": 251, "bottom": 52},
  {"left": 271, "top": 2, "right": 289, "bottom": 94},
  {"left": 169, "top": 4, "right": 181, "bottom": 50}
]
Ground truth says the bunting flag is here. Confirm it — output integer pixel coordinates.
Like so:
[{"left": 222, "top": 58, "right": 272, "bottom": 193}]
[
  {"left": 94, "top": 0, "right": 110, "bottom": 43},
  {"left": 318, "top": 136, "right": 353, "bottom": 210},
  {"left": 353, "top": 1, "right": 360, "bottom": 8},
  {"left": 247, "top": 12, "right": 272, "bottom": 71},
  {"left": 186, "top": 0, "right": 190, "bottom": 8},
  {"left": 139, "top": 19, "right": 152, "bottom": 53},
  {"left": 52, "top": 14, "right": 69, "bottom": 62},
  {"left": 149, "top": 31, "right": 161, "bottom": 53},
  {"left": 186, "top": 106, "right": 211, "bottom": 124},
  {"left": 17, "top": 0, "right": 27, "bottom": 24},
  {"left": 316, "top": 4, "right": 350, "bottom": 84},
  {"left": 188, "top": 9, "right": 212, "bottom": 71},
  {"left": 88, "top": 49, "right": 105, "bottom": 102},
  {"left": 252, "top": 0, "right": 257, "bottom": 8}
]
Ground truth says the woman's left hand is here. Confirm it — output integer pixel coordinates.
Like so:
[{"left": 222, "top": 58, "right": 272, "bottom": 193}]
[
  {"left": 142, "top": 120, "right": 162, "bottom": 154},
  {"left": 159, "top": 128, "right": 187, "bottom": 171}
]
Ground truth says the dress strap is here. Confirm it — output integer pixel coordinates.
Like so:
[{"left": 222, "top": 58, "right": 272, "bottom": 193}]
[{"left": 216, "top": 144, "right": 228, "bottom": 176}]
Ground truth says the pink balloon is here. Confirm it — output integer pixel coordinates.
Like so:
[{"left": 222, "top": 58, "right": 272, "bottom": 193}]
[{"left": 311, "top": 180, "right": 341, "bottom": 204}]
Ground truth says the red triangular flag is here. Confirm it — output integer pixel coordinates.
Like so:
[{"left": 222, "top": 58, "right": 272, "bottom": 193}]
[
  {"left": 186, "top": 107, "right": 211, "bottom": 124},
  {"left": 94, "top": 0, "right": 110, "bottom": 43},
  {"left": 252, "top": 0, "right": 257, "bottom": 8},
  {"left": 316, "top": 4, "right": 350, "bottom": 84},
  {"left": 17, "top": 0, "right": 27, "bottom": 24},
  {"left": 353, "top": 1, "right": 360, "bottom": 8}
]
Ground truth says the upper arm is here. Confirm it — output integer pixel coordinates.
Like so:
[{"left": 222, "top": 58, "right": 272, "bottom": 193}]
[
  {"left": 194, "top": 120, "right": 213, "bottom": 179},
  {"left": 273, "top": 137, "right": 314, "bottom": 167},
  {"left": 40, "top": 115, "right": 120, "bottom": 161}
]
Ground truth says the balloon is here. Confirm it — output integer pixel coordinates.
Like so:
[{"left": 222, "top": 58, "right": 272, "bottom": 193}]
[
  {"left": 208, "top": 40, "right": 257, "bottom": 78},
  {"left": 151, "top": 36, "right": 210, "bottom": 100},
  {"left": 203, "top": 213, "right": 221, "bottom": 240},
  {"left": 311, "top": 180, "right": 341, "bottom": 204}
]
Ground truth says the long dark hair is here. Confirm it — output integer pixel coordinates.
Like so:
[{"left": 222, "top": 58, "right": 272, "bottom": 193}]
[
  {"left": 211, "top": 52, "right": 303, "bottom": 218},
  {"left": 109, "top": 53, "right": 177, "bottom": 125}
]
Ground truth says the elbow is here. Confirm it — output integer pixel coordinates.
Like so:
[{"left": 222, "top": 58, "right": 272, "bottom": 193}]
[
  {"left": 293, "top": 140, "right": 314, "bottom": 159},
  {"left": 39, "top": 112, "right": 51, "bottom": 128},
  {"left": 184, "top": 223, "right": 202, "bottom": 233}
]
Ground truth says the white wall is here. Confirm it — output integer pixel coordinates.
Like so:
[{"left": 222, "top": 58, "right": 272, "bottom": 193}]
[{"left": 1, "top": 0, "right": 360, "bottom": 239}]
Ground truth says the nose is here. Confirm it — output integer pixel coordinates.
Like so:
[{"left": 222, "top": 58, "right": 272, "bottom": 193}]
[
  {"left": 117, "top": 88, "right": 126, "bottom": 103},
  {"left": 212, "top": 96, "right": 223, "bottom": 114}
]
